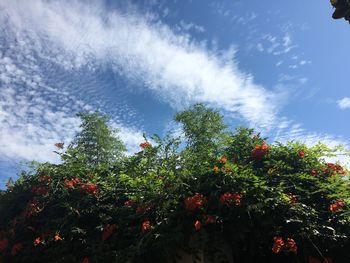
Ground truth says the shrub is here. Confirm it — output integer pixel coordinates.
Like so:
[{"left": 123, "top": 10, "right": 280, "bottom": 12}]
[{"left": 0, "top": 106, "right": 349, "bottom": 263}]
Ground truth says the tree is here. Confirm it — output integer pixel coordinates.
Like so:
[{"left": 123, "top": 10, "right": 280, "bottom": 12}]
[
  {"left": 175, "top": 103, "right": 228, "bottom": 173},
  {"left": 64, "top": 112, "right": 125, "bottom": 169}
]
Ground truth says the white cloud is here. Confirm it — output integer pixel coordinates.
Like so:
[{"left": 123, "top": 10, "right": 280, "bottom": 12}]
[
  {"left": 179, "top": 20, "right": 205, "bottom": 33},
  {"left": 113, "top": 125, "right": 145, "bottom": 155},
  {"left": 256, "top": 43, "right": 264, "bottom": 52},
  {"left": 0, "top": 0, "right": 283, "bottom": 131},
  {"left": 1, "top": 0, "right": 344, "bottom": 171},
  {"left": 260, "top": 33, "right": 297, "bottom": 56},
  {"left": 337, "top": 97, "right": 350, "bottom": 109}
]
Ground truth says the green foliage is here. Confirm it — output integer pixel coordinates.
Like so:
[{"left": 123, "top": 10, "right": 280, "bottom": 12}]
[
  {"left": 64, "top": 112, "right": 125, "bottom": 169},
  {"left": 175, "top": 103, "right": 228, "bottom": 174},
  {"left": 0, "top": 105, "right": 350, "bottom": 263}
]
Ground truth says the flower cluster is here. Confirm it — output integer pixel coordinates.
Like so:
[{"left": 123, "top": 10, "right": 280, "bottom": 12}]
[
  {"left": 64, "top": 178, "right": 97, "bottom": 195},
  {"left": 329, "top": 199, "right": 345, "bottom": 212},
  {"left": 272, "top": 236, "right": 297, "bottom": 254},
  {"left": 64, "top": 178, "right": 81, "bottom": 188},
  {"left": 324, "top": 163, "right": 347, "bottom": 176},
  {"left": 80, "top": 183, "right": 98, "bottom": 195},
  {"left": 251, "top": 142, "right": 270, "bottom": 158},
  {"left": 184, "top": 193, "right": 207, "bottom": 211},
  {"left": 219, "top": 192, "right": 241, "bottom": 207},
  {"left": 191, "top": 216, "right": 217, "bottom": 232},
  {"left": 140, "top": 142, "right": 151, "bottom": 150}
]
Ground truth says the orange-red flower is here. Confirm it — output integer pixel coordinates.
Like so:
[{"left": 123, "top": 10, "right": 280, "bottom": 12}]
[
  {"left": 219, "top": 156, "right": 228, "bottom": 164},
  {"left": 194, "top": 220, "right": 201, "bottom": 231},
  {"left": 298, "top": 150, "right": 305, "bottom": 158},
  {"left": 287, "top": 193, "right": 298, "bottom": 205},
  {"left": 64, "top": 178, "right": 81, "bottom": 188},
  {"left": 102, "top": 224, "right": 118, "bottom": 241},
  {"left": 141, "top": 220, "right": 151, "bottom": 233},
  {"left": 329, "top": 200, "right": 345, "bottom": 212},
  {"left": 272, "top": 236, "right": 284, "bottom": 254},
  {"left": 252, "top": 142, "right": 270, "bottom": 158},
  {"left": 54, "top": 233, "right": 62, "bottom": 241},
  {"left": 184, "top": 193, "right": 207, "bottom": 211},
  {"left": 33, "top": 237, "right": 42, "bottom": 246},
  {"left": 272, "top": 236, "right": 297, "bottom": 254},
  {"left": 82, "top": 257, "right": 89, "bottom": 263},
  {"left": 0, "top": 238, "right": 9, "bottom": 252},
  {"left": 286, "top": 238, "right": 297, "bottom": 253},
  {"left": 140, "top": 142, "right": 151, "bottom": 150},
  {"left": 213, "top": 166, "right": 219, "bottom": 172},
  {"left": 80, "top": 183, "right": 98, "bottom": 195},
  {"left": 219, "top": 192, "right": 241, "bottom": 207},
  {"left": 324, "top": 163, "right": 347, "bottom": 176},
  {"left": 310, "top": 169, "right": 317, "bottom": 176},
  {"left": 11, "top": 243, "right": 23, "bottom": 256}
]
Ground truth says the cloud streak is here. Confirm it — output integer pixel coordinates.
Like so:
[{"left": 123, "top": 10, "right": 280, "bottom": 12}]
[
  {"left": 0, "top": 0, "right": 283, "bottom": 130},
  {"left": 337, "top": 97, "right": 350, "bottom": 110}
]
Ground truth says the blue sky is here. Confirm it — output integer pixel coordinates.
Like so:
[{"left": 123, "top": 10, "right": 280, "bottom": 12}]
[{"left": 1, "top": 0, "right": 350, "bottom": 187}]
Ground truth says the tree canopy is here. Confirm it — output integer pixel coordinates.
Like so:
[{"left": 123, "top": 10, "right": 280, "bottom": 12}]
[
  {"left": 0, "top": 105, "right": 350, "bottom": 263},
  {"left": 63, "top": 112, "right": 125, "bottom": 169}
]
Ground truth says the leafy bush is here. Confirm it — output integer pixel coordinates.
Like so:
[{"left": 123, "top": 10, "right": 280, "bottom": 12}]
[{"left": 0, "top": 105, "right": 349, "bottom": 263}]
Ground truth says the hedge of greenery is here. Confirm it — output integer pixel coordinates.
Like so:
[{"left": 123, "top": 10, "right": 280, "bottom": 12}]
[{"left": 0, "top": 104, "right": 349, "bottom": 263}]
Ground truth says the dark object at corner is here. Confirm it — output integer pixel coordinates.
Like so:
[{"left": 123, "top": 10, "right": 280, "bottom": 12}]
[{"left": 331, "top": 0, "right": 350, "bottom": 23}]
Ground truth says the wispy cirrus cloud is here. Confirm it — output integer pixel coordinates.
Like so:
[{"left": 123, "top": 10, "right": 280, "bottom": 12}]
[
  {"left": 0, "top": 0, "right": 147, "bottom": 164},
  {"left": 1, "top": 0, "right": 345, "bottom": 175},
  {"left": 0, "top": 0, "right": 283, "bottom": 130}
]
